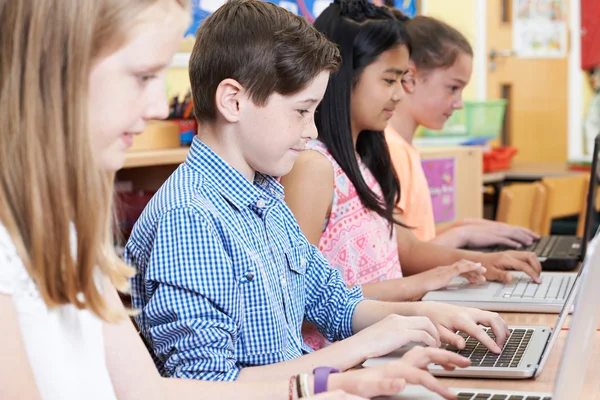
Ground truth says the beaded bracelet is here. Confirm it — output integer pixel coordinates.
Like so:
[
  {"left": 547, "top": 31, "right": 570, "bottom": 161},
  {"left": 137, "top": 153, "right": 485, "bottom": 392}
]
[{"left": 289, "top": 375, "right": 296, "bottom": 400}]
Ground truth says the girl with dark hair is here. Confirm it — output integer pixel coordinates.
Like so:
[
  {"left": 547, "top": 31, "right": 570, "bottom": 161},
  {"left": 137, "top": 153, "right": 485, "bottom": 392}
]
[
  {"left": 386, "top": 15, "right": 539, "bottom": 250},
  {"left": 280, "top": 0, "right": 541, "bottom": 350}
]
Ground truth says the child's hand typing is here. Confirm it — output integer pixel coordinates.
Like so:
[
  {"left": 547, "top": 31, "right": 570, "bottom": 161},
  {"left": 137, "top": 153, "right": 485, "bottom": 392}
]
[{"left": 329, "top": 347, "right": 469, "bottom": 400}]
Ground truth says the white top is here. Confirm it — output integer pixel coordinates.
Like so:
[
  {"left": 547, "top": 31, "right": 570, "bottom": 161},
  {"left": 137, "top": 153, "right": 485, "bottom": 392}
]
[{"left": 0, "top": 224, "right": 117, "bottom": 400}]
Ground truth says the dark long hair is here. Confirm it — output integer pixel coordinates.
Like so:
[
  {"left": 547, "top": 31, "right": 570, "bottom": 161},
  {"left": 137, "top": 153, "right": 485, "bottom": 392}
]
[{"left": 313, "top": 0, "right": 411, "bottom": 230}]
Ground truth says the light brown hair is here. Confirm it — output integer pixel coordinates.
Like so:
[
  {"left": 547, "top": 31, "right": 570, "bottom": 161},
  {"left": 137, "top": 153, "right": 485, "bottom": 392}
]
[
  {"left": 189, "top": 0, "right": 341, "bottom": 122},
  {"left": 0, "top": 0, "right": 188, "bottom": 321},
  {"left": 405, "top": 15, "right": 473, "bottom": 72}
]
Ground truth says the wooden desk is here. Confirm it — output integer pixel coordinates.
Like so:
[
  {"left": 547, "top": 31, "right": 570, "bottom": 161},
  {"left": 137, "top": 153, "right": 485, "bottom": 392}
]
[
  {"left": 437, "top": 332, "right": 600, "bottom": 399},
  {"left": 497, "top": 312, "right": 558, "bottom": 327},
  {"left": 483, "top": 163, "right": 582, "bottom": 184},
  {"left": 499, "top": 309, "right": 600, "bottom": 331},
  {"left": 503, "top": 163, "right": 581, "bottom": 181},
  {"left": 482, "top": 172, "right": 506, "bottom": 185}
]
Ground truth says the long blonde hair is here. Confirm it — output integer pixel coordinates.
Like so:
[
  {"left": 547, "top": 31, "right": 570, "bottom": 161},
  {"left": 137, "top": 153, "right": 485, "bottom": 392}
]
[{"left": 0, "top": 0, "right": 188, "bottom": 321}]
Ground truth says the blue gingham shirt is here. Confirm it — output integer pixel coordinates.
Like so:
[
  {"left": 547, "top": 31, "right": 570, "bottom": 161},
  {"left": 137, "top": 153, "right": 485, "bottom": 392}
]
[{"left": 126, "top": 137, "right": 364, "bottom": 381}]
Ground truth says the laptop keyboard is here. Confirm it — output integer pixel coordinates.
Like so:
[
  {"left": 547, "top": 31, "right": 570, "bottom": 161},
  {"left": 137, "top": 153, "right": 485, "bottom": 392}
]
[
  {"left": 443, "top": 328, "right": 534, "bottom": 368},
  {"left": 456, "top": 393, "right": 551, "bottom": 400},
  {"left": 494, "top": 275, "right": 572, "bottom": 300},
  {"left": 490, "top": 235, "right": 580, "bottom": 258},
  {"left": 528, "top": 236, "right": 557, "bottom": 258}
]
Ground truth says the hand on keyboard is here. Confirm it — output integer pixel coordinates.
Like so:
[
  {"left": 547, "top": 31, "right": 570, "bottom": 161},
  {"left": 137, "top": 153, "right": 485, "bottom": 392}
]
[
  {"left": 413, "top": 302, "right": 510, "bottom": 354},
  {"left": 350, "top": 314, "right": 441, "bottom": 359},
  {"left": 332, "top": 347, "right": 469, "bottom": 400},
  {"left": 457, "top": 219, "right": 539, "bottom": 249},
  {"left": 415, "top": 260, "right": 487, "bottom": 295},
  {"left": 477, "top": 251, "right": 542, "bottom": 284}
]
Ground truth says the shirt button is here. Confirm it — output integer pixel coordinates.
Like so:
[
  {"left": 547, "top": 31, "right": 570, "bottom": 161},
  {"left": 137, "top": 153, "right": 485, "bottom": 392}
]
[
  {"left": 281, "top": 276, "right": 287, "bottom": 287},
  {"left": 245, "top": 273, "right": 254, "bottom": 281},
  {"left": 256, "top": 199, "right": 266, "bottom": 208},
  {"left": 300, "top": 256, "right": 307, "bottom": 267}
]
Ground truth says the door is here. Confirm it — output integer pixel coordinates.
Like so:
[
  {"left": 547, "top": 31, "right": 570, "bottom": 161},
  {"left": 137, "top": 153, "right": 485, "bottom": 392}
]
[
  {"left": 581, "top": 0, "right": 600, "bottom": 70},
  {"left": 486, "top": 0, "right": 569, "bottom": 163}
]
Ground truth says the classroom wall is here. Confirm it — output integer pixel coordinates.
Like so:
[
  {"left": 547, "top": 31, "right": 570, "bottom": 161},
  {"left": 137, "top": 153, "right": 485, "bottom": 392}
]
[
  {"left": 422, "top": 0, "right": 478, "bottom": 100},
  {"left": 166, "top": 0, "right": 480, "bottom": 99},
  {"left": 166, "top": 68, "right": 190, "bottom": 99}
]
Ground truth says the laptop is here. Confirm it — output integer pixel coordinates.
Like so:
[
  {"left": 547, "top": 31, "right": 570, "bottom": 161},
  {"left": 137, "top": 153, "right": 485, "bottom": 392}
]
[
  {"left": 419, "top": 223, "right": 600, "bottom": 314},
  {"left": 464, "top": 133, "right": 600, "bottom": 272},
  {"left": 419, "top": 269, "right": 577, "bottom": 313},
  {"left": 373, "top": 227, "right": 600, "bottom": 399},
  {"left": 364, "top": 228, "right": 599, "bottom": 379}
]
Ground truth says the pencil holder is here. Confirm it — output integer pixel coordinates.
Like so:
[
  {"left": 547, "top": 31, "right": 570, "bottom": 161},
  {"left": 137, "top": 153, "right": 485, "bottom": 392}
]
[{"left": 171, "top": 119, "right": 198, "bottom": 146}]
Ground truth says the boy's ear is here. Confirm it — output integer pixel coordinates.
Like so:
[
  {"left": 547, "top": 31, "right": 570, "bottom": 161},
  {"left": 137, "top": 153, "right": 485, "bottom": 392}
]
[{"left": 215, "top": 78, "right": 243, "bottom": 122}]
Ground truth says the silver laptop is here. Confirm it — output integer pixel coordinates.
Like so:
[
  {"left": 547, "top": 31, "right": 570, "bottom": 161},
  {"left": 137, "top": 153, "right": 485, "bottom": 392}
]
[
  {"left": 375, "top": 229, "right": 600, "bottom": 399},
  {"left": 421, "top": 269, "right": 577, "bottom": 313},
  {"left": 364, "top": 229, "right": 598, "bottom": 379}
]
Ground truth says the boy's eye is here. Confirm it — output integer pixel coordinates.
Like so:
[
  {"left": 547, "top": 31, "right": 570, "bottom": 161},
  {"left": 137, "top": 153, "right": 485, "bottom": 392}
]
[{"left": 449, "top": 86, "right": 459, "bottom": 93}]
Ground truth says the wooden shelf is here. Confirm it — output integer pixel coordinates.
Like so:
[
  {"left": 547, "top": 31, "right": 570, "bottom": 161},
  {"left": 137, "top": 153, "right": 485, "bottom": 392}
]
[{"left": 124, "top": 148, "right": 189, "bottom": 168}]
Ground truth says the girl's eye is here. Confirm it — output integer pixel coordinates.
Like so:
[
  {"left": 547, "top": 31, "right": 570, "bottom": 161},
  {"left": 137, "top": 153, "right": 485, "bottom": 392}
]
[
  {"left": 138, "top": 74, "right": 157, "bottom": 84},
  {"left": 385, "top": 79, "right": 397, "bottom": 85},
  {"left": 297, "top": 109, "right": 309, "bottom": 116}
]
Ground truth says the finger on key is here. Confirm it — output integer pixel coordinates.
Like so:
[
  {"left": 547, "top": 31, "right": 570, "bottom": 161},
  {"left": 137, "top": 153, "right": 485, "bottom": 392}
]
[
  {"left": 479, "top": 311, "right": 509, "bottom": 348},
  {"left": 515, "top": 255, "right": 541, "bottom": 283},
  {"left": 459, "top": 322, "right": 501, "bottom": 354}
]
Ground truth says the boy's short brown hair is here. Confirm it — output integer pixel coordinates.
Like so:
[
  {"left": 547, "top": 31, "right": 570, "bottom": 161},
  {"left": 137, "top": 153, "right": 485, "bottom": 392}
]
[{"left": 189, "top": 0, "right": 341, "bottom": 122}]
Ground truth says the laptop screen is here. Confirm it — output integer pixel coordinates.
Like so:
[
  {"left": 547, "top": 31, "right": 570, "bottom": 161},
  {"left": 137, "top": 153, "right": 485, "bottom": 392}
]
[
  {"left": 553, "top": 232, "right": 600, "bottom": 399},
  {"left": 580, "top": 133, "right": 600, "bottom": 255},
  {"left": 535, "top": 224, "right": 600, "bottom": 377}
]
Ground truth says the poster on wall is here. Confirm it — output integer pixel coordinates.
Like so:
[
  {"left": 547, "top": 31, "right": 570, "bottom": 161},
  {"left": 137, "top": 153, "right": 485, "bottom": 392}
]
[
  {"left": 185, "top": 0, "right": 417, "bottom": 38},
  {"left": 421, "top": 157, "right": 456, "bottom": 224},
  {"left": 512, "top": 0, "right": 567, "bottom": 58}
]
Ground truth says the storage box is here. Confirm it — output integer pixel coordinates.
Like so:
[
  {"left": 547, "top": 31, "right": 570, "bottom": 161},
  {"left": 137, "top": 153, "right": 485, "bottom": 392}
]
[
  {"left": 422, "top": 99, "right": 507, "bottom": 140},
  {"left": 129, "top": 120, "right": 180, "bottom": 151},
  {"left": 483, "top": 146, "right": 518, "bottom": 172}
]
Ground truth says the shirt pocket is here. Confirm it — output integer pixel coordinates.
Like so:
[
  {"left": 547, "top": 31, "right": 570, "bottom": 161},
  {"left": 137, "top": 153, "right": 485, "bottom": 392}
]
[{"left": 285, "top": 244, "right": 309, "bottom": 275}]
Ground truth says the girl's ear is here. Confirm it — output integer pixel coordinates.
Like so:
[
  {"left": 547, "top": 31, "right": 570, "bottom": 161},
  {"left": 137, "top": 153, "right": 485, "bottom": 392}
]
[{"left": 404, "top": 61, "right": 417, "bottom": 94}]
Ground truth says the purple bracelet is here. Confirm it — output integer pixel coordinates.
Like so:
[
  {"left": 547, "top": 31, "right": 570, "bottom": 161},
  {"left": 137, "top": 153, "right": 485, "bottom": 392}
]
[{"left": 313, "top": 366, "right": 340, "bottom": 394}]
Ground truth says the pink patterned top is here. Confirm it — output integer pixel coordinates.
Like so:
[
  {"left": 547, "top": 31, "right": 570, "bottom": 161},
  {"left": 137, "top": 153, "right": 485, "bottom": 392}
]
[{"left": 302, "top": 140, "right": 402, "bottom": 350}]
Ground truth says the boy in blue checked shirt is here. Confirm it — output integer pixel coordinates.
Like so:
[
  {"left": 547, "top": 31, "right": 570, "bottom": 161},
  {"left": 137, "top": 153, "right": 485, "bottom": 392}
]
[{"left": 126, "top": 0, "right": 508, "bottom": 384}]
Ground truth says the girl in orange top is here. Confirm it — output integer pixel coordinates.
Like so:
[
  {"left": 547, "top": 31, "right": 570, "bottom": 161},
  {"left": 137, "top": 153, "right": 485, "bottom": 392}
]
[{"left": 386, "top": 15, "right": 540, "bottom": 249}]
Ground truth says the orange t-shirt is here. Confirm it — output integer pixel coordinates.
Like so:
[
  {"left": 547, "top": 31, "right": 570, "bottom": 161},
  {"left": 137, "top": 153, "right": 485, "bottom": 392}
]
[{"left": 385, "top": 127, "right": 437, "bottom": 241}]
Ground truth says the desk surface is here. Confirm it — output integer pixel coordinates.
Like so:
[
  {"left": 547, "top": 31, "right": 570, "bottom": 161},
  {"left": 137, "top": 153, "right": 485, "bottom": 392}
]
[{"left": 483, "top": 162, "right": 584, "bottom": 184}]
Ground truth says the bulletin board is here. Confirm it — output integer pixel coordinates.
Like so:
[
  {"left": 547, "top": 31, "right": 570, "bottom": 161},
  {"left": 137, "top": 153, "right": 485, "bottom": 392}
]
[{"left": 180, "top": 0, "right": 419, "bottom": 51}]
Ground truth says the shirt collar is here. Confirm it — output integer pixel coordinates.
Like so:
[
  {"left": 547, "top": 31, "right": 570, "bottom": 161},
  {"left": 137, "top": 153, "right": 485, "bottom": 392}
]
[{"left": 185, "top": 137, "right": 284, "bottom": 210}]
